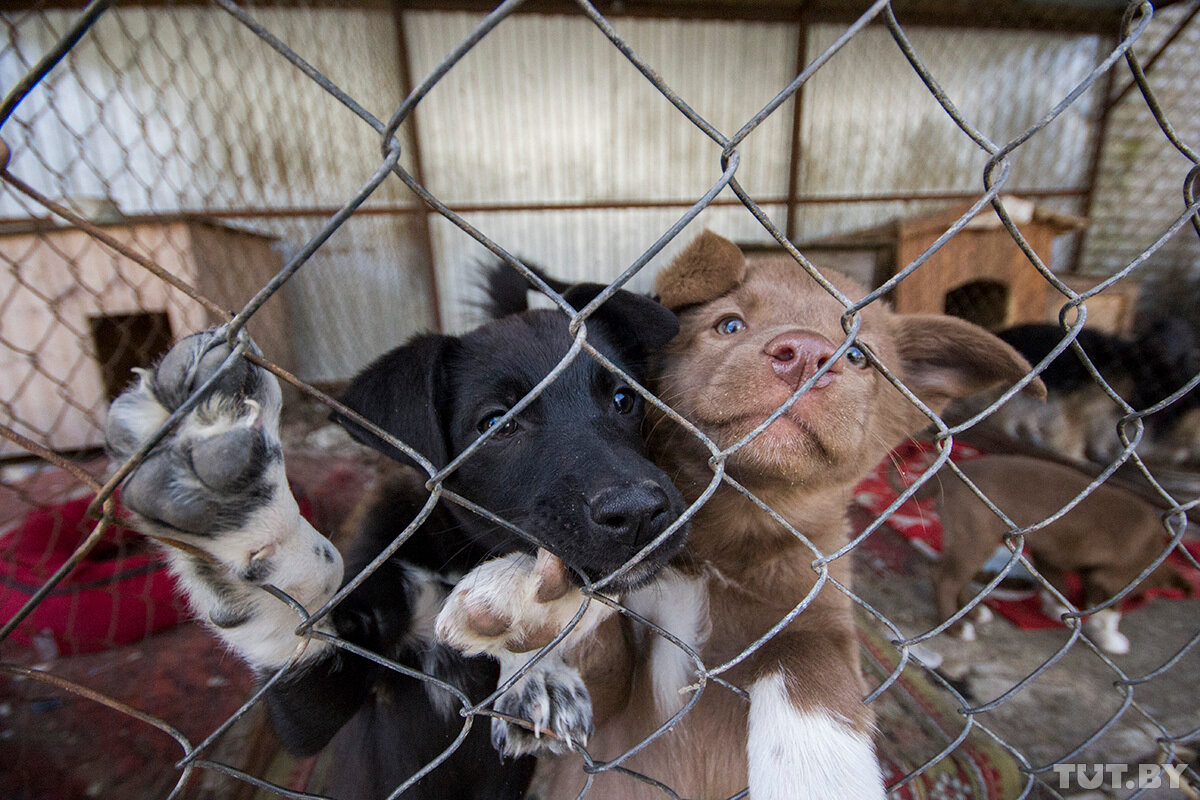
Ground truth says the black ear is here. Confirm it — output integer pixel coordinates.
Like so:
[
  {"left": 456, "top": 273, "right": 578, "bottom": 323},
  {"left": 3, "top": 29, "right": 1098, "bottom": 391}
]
[
  {"left": 563, "top": 283, "right": 680, "bottom": 360},
  {"left": 330, "top": 334, "right": 456, "bottom": 469},
  {"left": 477, "top": 258, "right": 576, "bottom": 319}
]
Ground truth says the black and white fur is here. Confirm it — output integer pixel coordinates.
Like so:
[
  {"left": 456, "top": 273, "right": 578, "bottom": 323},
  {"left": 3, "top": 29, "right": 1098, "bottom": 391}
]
[{"left": 107, "top": 279, "right": 687, "bottom": 799}]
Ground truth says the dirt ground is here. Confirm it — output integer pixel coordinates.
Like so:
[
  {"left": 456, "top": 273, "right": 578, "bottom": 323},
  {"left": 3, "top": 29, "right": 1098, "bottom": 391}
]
[{"left": 853, "top": 524, "right": 1200, "bottom": 800}]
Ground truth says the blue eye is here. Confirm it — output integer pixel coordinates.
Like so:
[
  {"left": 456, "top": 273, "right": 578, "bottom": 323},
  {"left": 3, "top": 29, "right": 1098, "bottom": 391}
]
[
  {"left": 715, "top": 315, "right": 746, "bottom": 335},
  {"left": 613, "top": 387, "right": 636, "bottom": 414},
  {"left": 845, "top": 345, "right": 868, "bottom": 368},
  {"left": 478, "top": 412, "right": 517, "bottom": 438}
]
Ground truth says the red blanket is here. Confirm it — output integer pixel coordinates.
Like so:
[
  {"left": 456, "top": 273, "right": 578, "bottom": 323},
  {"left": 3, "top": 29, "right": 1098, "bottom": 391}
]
[
  {"left": 854, "top": 440, "right": 1200, "bottom": 630},
  {"left": 1, "top": 493, "right": 184, "bottom": 655},
  {"left": 1, "top": 489, "right": 315, "bottom": 655}
]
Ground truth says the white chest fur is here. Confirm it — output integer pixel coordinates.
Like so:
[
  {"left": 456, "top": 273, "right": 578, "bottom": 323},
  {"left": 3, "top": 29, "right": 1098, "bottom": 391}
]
[
  {"left": 748, "top": 672, "right": 885, "bottom": 800},
  {"left": 624, "top": 570, "right": 712, "bottom": 717}
]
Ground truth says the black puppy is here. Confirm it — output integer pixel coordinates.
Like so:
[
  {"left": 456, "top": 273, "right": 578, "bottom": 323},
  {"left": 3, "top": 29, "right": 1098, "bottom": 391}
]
[
  {"left": 986, "top": 322, "right": 1200, "bottom": 464},
  {"left": 106, "top": 280, "right": 687, "bottom": 799}
]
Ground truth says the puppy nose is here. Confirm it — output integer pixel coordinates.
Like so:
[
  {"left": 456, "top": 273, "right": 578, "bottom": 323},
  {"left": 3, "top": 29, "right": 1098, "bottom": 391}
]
[
  {"left": 764, "top": 331, "right": 841, "bottom": 389},
  {"left": 587, "top": 481, "right": 673, "bottom": 550}
]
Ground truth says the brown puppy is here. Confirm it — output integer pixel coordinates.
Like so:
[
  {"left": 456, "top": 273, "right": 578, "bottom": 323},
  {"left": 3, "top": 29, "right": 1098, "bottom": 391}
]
[
  {"left": 437, "top": 231, "right": 1043, "bottom": 800},
  {"left": 930, "top": 453, "right": 1191, "bottom": 654}
]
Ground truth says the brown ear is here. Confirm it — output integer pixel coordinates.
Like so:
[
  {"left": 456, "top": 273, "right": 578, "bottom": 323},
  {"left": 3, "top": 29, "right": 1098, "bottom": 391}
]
[
  {"left": 655, "top": 230, "right": 747, "bottom": 311},
  {"left": 891, "top": 314, "right": 1047, "bottom": 413}
]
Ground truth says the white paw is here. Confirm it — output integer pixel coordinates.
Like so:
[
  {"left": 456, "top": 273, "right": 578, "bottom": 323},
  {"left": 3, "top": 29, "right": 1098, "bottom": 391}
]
[
  {"left": 971, "top": 604, "right": 994, "bottom": 624},
  {"left": 435, "top": 550, "right": 614, "bottom": 756},
  {"left": 106, "top": 329, "right": 342, "bottom": 668},
  {"left": 1039, "top": 591, "right": 1070, "bottom": 622},
  {"left": 435, "top": 550, "right": 612, "bottom": 658},
  {"left": 492, "top": 654, "right": 593, "bottom": 756},
  {"left": 1085, "top": 609, "right": 1130, "bottom": 655},
  {"left": 1096, "top": 629, "right": 1131, "bottom": 655}
]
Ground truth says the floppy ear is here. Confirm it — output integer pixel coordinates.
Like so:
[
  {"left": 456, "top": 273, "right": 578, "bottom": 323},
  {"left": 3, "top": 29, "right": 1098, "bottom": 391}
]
[
  {"left": 563, "top": 283, "right": 680, "bottom": 359},
  {"left": 330, "top": 334, "right": 455, "bottom": 469},
  {"left": 891, "top": 314, "right": 1047, "bottom": 414},
  {"left": 655, "top": 230, "right": 747, "bottom": 311}
]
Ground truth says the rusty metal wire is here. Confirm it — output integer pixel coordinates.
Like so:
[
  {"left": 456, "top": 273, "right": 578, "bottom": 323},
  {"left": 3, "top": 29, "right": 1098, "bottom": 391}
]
[{"left": 1, "top": 1, "right": 1199, "bottom": 799}]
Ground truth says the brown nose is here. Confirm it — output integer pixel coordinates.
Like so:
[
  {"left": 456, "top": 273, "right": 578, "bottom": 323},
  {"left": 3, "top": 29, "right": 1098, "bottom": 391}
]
[{"left": 764, "top": 331, "right": 841, "bottom": 389}]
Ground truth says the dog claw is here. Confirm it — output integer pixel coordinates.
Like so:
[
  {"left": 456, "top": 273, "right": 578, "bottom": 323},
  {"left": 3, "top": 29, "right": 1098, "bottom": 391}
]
[{"left": 491, "top": 659, "right": 594, "bottom": 757}]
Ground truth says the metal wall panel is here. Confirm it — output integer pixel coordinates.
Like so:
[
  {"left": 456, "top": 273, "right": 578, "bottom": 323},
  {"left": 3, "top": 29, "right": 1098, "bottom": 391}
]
[
  {"left": 793, "top": 24, "right": 1102, "bottom": 249},
  {"left": 1080, "top": 2, "right": 1200, "bottom": 279},
  {"left": 407, "top": 12, "right": 1113, "bottom": 329},
  {"left": 403, "top": 12, "right": 798, "bottom": 207},
  {"left": 403, "top": 11, "right": 799, "bottom": 331}
]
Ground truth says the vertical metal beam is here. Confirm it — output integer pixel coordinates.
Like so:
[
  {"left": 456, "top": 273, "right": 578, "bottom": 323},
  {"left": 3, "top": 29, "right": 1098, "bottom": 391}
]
[
  {"left": 391, "top": 2, "right": 444, "bottom": 332},
  {"left": 784, "top": 19, "right": 809, "bottom": 245},
  {"left": 1069, "top": 37, "right": 1122, "bottom": 276}
]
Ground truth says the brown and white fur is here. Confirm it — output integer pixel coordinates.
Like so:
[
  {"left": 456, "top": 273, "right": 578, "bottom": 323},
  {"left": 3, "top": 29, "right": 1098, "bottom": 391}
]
[
  {"left": 437, "top": 231, "right": 1044, "bottom": 799},
  {"left": 930, "top": 453, "right": 1192, "bottom": 655}
]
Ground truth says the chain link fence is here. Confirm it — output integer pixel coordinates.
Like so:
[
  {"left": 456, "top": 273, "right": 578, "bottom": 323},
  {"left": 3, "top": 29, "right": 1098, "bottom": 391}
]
[{"left": 1, "top": 0, "right": 1199, "bottom": 798}]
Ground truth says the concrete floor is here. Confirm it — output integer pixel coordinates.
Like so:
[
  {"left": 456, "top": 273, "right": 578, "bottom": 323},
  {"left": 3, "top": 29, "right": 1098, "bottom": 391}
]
[{"left": 853, "top": 532, "right": 1200, "bottom": 800}]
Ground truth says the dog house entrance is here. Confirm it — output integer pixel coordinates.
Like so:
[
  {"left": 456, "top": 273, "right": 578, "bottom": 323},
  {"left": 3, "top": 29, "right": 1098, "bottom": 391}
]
[
  {"left": 90, "top": 312, "right": 174, "bottom": 402},
  {"left": 944, "top": 280, "right": 1009, "bottom": 330}
]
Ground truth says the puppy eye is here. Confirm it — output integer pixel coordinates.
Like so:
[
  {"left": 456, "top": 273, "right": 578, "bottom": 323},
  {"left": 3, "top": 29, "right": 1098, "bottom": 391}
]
[
  {"left": 845, "top": 345, "right": 868, "bottom": 368},
  {"left": 613, "top": 387, "right": 636, "bottom": 414},
  {"left": 478, "top": 412, "right": 517, "bottom": 438},
  {"left": 715, "top": 315, "right": 746, "bottom": 335}
]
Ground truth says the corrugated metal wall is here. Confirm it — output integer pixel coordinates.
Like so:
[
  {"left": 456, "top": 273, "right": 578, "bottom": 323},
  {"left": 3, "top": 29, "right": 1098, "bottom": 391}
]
[
  {"left": 404, "top": 13, "right": 1108, "bottom": 333},
  {"left": 1081, "top": 2, "right": 1200, "bottom": 278},
  {"left": 794, "top": 24, "right": 1100, "bottom": 240},
  {"left": 402, "top": 12, "right": 799, "bottom": 332}
]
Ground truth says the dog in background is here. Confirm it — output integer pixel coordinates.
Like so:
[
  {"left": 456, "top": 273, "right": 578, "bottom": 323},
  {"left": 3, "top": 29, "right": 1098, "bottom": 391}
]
[
  {"left": 105, "top": 279, "right": 687, "bottom": 799},
  {"left": 437, "top": 231, "right": 1043, "bottom": 799},
  {"left": 980, "top": 321, "right": 1200, "bottom": 466},
  {"left": 929, "top": 454, "right": 1193, "bottom": 654}
]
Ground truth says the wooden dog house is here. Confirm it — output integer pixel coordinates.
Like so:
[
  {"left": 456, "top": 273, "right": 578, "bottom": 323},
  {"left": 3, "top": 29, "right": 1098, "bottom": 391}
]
[
  {"left": 791, "top": 197, "right": 1126, "bottom": 332},
  {"left": 0, "top": 217, "right": 295, "bottom": 457}
]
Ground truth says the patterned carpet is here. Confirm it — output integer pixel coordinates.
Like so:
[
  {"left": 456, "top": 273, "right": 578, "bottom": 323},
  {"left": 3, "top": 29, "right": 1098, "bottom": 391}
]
[{"left": 863, "top": 621, "right": 1025, "bottom": 799}]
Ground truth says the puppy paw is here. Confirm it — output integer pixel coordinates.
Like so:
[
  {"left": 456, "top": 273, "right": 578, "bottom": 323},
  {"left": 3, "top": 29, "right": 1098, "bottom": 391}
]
[
  {"left": 1095, "top": 629, "right": 1131, "bottom": 655},
  {"left": 1085, "top": 609, "right": 1130, "bottom": 655},
  {"left": 436, "top": 550, "right": 609, "bottom": 657},
  {"left": 492, "top": 655, "right": 593, "bottom": 756},
  {"left": 436, "top": 550, "right": 614, "bottom": 756},
  {"left": 106, "top": 329, "right": 342, "bottom": 668},
  {"left": 1039, "top": 591, "right": 1070, "bottom": 623},
  {"left": 107, "top": 329, "right": 283, "bottom": 537},
  {"left": 970, "top": 604, "right": 993, "bottom": 624},
  {"left": 952, "top": 621, "right": 977, "bottom": 642}
]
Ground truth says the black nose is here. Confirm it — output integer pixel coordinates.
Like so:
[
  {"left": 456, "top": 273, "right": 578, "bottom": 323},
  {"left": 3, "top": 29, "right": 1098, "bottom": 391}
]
[{"left": 587, "top": 481, "right": 673, "bottom": 550}]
